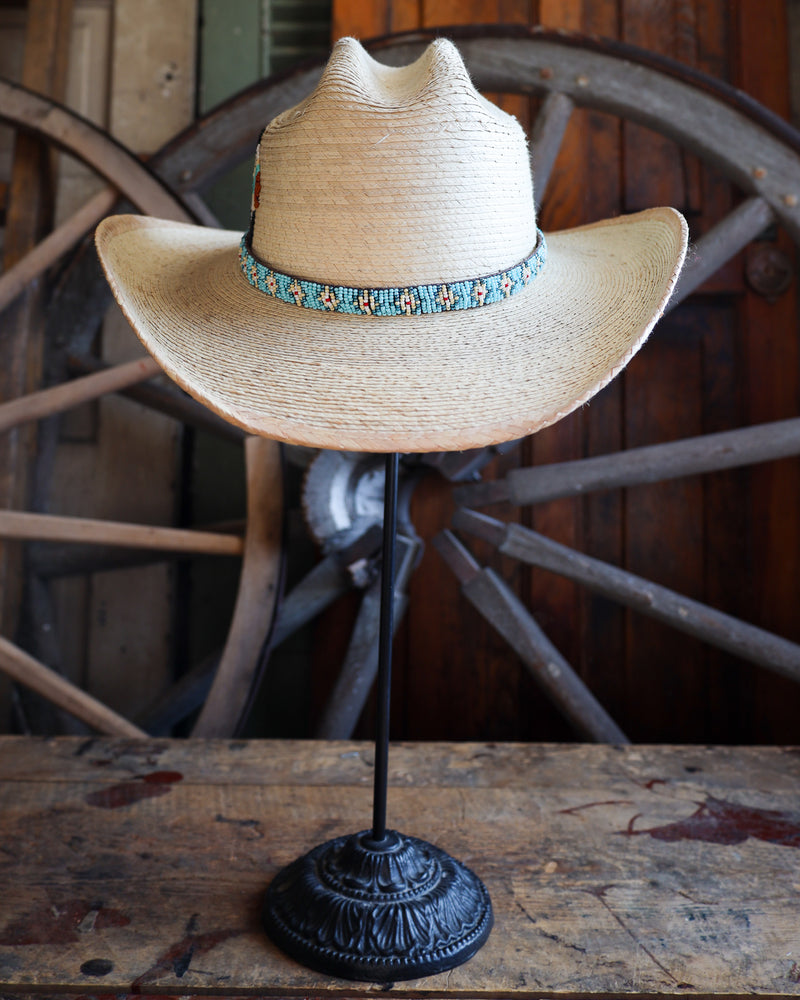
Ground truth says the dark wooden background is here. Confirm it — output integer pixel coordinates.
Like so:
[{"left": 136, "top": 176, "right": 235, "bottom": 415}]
[{"left": 310, "top": 0, "right": 800, "bottom": 745}]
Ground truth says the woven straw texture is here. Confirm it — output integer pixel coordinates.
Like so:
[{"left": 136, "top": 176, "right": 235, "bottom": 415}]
[
  {"left": 253, "top": 38, "right": 536, "bottom": 285},
  {"left": 95, "top": 38, "right": 688, "bottom": 453}
]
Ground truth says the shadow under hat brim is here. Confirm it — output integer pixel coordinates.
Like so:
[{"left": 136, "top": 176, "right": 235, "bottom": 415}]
[{"left": 95, "top": 207, "right": 687, "bottom": 453}]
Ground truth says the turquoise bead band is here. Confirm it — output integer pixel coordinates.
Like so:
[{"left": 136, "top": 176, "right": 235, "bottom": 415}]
[{"left": 238, "top": 231, "right": 547, "bottom": 317}]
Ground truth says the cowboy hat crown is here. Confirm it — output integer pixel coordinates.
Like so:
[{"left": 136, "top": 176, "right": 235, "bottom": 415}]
[{"left": 252, "top": 37, "right": 537, "bottom": 286}]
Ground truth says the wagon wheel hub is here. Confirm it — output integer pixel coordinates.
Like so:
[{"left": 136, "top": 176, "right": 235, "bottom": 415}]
[{"left": 301, "top": 450, "right": 421, "bottom": 554}]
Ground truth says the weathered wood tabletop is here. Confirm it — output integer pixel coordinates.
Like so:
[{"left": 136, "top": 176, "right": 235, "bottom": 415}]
[{"left": 0, "top": 737, "right": 798, "bottom": 997}]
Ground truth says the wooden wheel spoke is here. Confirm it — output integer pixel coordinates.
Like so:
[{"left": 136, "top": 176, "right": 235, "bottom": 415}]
[
  {"left": 271, "top": 523, "right": 383, "bottom": 648},
  {"left": 0, "top": 509, "right": 244, "bottom": 556},
  {"left": 667, "top": 196, "right": 775, "bottom": 310},
  {"left": 454, "top": 509, "right": 800, "bottom": 684},
  {"left": 316, "top": 534, "right": 418, "bottom": 740},
  {"left": 0, "top": 357, "right": 161, "bottom": 433},
  {"left": 136, "top": 652, "right": 218, "bottom": 735},
  {"left": 0, "top": 187, "right": 118, "bottom": 315},
  {"left": 66, "top": 355, "right": 245, "bottom": 441},
  {"left": 529, "top": 91, "right": 574, "bottom": 210},
  {"left": 418, "top": 439, "right": 522, "bottom": 484},
  {"left": 434, "top": 530, "right": 627, "bottom": 743},
  {"left": 271, "top": 555, "right": 353, "bottom": 650},
  {"left": 456, "top": 416, "right": 800, "bottom": 508},
  {"left": 0, "top": 635, "right": 146, "bottom": 738},
  {"left": 447, "top": 31, "right": 800, "bottom": 239}
]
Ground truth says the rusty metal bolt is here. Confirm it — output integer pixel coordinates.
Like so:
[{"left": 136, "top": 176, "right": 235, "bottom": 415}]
[
  {"left": 745, "top": 244, "right": 794, "bottom": 301},
  {"left": 539, "top": 66, "right": 553, "bottom": 80},
  {"left": 752, "top": 166, "right": 768, "bottom": 179},
  {"left": 782, "top": 193, "right": 798, "bottom": 207},
  {"left": 575, "top": 74, "right": 589, "bottom": 87}
]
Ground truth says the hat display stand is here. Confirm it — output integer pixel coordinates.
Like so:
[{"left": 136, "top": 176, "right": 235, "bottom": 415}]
[
  {"left": 262, "top": 452, "right": 493, "bottom": 982},
  {"left": 92, "top": 34, "right": 688, "bottom": 985}
]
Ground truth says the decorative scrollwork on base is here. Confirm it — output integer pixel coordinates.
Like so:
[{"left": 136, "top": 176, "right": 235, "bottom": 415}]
[{"left": 263, "top": 829, "right": 493, "bottom": 982}]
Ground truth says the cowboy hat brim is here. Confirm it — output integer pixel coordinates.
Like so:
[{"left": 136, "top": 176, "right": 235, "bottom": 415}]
[{"left": 95, "top": 206, "right": 687, "bottom": 453}]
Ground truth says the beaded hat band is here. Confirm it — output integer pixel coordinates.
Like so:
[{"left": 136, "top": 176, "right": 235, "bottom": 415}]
[{"left": 238, "top": 230, "right": 547, "bottom": 316}]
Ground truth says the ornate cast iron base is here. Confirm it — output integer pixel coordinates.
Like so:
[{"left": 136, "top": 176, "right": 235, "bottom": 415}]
[{"left": 263, "top": 828, "right": 493, "bottom": 982}]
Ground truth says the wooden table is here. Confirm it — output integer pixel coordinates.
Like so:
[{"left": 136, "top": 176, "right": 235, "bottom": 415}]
[{"left": 0, "top": 737, "right": 798, "bottom": 997}]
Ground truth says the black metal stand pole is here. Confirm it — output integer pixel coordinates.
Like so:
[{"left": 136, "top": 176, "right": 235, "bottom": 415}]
[{"left": 371, "top": 451, "right": 398, "bottom": 843}]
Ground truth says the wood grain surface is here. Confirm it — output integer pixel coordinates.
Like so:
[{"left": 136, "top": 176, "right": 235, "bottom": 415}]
[{"left": 0, "top": 737, "right": 797, "bottom": 996}]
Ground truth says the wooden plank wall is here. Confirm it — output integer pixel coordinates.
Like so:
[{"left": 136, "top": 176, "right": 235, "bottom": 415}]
[{"left": 327, "top": 0, "right": 800, "bottom": 744}]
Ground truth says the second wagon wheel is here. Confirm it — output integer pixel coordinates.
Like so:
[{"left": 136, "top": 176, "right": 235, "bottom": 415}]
[{"left": 0, "top": 79, "right": 285, "bottom": 738}]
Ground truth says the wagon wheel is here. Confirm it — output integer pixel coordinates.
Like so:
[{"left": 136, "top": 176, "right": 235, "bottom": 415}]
[
  {"left": 374, "top": 27, "right": 800, "bottom": 742},
  {"left": 0, "top": 80, "right": 284, "bottom": 738},
  {"left": 5, "top": 27, "right": 800, "bottom": 741},
  {"left": 228, "top": 27, "right": 800, "bottom": 744}
]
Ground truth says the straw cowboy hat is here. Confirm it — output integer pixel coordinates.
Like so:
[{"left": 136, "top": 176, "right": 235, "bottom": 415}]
[{"left": 96, "top": 37, "right": 688, "bottom": 453}]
